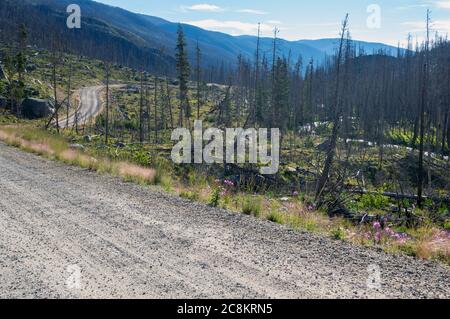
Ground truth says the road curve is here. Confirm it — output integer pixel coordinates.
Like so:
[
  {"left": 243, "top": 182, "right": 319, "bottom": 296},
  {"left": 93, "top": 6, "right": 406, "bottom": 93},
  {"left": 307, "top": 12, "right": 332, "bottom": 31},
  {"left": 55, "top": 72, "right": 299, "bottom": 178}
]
[
  {"left": 0, "top": 142, "right": 449, "bottom": 299},
  {"left": 58, "top": 86, "right": 104, "bottom": 129}
]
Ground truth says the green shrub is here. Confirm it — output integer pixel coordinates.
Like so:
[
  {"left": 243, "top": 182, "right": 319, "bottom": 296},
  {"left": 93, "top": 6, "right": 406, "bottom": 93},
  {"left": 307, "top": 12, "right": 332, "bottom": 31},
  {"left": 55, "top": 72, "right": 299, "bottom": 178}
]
[
  {"left": 208, "top": 187, "right": 220, "bottom": 207},
  {"left": 444, "top": 220, "right": 450, "bottom": 230},
  {"left": 180, "top": 190, "right": 199, "bottom": 201},
  {"left": 357, "top": 193, "right": 390, "bottom": 210},
  {"left": 267, "top": 211, "right": 284, "bottom": 224},
  {"left": 331, "top": 227, "right": 346, "bottom": 240},
  {"left": 304, "top": 135, "right": 315, "bottom": 148},
  {"left": 242, "top": 196, "right": 262, "bottom": 217}
]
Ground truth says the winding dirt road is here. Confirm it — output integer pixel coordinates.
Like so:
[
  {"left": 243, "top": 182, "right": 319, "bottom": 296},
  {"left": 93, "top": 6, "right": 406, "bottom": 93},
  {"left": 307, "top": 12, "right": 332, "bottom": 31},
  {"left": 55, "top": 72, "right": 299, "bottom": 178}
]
[
  {"left": 58, "top": 86, "right": 104, "bottom": 129},
  {"left": 0, "top": 142, "right": 449, "bottom": 298}
]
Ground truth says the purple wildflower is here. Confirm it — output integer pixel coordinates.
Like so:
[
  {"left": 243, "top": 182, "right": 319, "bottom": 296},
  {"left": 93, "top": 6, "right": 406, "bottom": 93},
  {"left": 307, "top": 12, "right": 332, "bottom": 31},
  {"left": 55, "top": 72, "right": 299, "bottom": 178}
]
[
  {"left": 224, "top": 179, "right": 235, "bottom": 187},
  {"left": 374, "top": 232, "right": 382, "bottom": 243}
]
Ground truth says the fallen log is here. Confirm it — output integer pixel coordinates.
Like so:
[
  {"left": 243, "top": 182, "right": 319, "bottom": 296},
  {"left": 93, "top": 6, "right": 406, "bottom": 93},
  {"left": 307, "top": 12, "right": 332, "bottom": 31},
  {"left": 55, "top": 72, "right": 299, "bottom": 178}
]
[{"left": 350, "top": 190, "right": 450, "bottom": 204}]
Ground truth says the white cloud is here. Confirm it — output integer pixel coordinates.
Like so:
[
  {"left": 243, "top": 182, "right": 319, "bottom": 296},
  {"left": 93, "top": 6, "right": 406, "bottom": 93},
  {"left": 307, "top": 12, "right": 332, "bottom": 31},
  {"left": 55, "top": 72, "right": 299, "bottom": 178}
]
[
  {"left": 183, "top": 19, "right": 278, "bottom": 36},
  {"left": 433, "top": 1, "right": 450, "bottom": 9},
  {"left": 403, "top": 19, "right": 450, "bottom": 33},
  {"left": 236, "top": 9, "right": 268, "bottom": 15},
  {"left": 184, "top": 4, "right": 224, "bottom": 12}
]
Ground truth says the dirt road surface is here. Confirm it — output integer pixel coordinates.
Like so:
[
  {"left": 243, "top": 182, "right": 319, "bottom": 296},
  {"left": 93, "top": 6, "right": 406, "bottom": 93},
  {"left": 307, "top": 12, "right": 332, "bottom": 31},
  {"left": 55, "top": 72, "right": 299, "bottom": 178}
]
[
  {"left": 57, "top": 86, "right": 104, "bottom": 129},
  {"left": 0, "top": 142, "right": 448, "bottom": 299}
]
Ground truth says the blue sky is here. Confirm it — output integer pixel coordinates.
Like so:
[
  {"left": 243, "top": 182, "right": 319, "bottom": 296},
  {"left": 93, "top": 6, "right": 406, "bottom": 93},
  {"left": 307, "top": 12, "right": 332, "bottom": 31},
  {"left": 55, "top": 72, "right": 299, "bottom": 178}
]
[{"left": 94, "top": 0, "right": 450, "bottom": 46}]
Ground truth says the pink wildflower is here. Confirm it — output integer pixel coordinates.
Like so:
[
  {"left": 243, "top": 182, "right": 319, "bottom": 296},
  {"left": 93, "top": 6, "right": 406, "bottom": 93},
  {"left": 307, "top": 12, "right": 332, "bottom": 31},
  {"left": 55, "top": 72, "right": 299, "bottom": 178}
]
[{"left": 374, "top": 232, "right": 382, "bottom": 243}]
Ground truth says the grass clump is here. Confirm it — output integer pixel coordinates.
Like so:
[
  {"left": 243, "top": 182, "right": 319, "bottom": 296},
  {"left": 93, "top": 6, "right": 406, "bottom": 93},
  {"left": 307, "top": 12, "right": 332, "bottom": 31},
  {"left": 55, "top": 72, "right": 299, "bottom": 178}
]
[
  {"left": 241, "top": 196, "right": 262, "bottom": 217},
  {"left": 331, "top": 227, "right": 346, "bottom": 240},
  {"left": 267, "top": 211, "right": 284, "bottom": 224},
  {"left": 180, "top": 190, "right": 199, "bottom": 201}
]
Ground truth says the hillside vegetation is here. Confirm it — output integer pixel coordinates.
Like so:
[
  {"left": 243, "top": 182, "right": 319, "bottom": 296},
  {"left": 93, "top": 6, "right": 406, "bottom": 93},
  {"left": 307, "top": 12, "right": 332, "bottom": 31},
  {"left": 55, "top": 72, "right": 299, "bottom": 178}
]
[{"left": 0, "top": 9, "right": 449, "bottom": 265}]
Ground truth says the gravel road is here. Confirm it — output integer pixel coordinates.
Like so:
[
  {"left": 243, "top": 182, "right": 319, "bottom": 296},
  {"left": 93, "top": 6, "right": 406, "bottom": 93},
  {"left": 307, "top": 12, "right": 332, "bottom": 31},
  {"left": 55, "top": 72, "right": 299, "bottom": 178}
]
[
  {"left": 0, "top": 142, "right": 448, "bottom": 299},
  {"left": 57, "top": 86, "right": 104, "bottom": 129}
]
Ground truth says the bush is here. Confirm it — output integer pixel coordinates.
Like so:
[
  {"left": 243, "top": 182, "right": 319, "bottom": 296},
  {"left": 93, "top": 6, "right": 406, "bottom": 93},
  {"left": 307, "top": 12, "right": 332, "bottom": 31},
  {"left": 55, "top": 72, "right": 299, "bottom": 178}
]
[
  {"left": 208, "top": 187, "right": 220, "bottom": 207},
  {"left": 444, "top": 220, "right": 450, "bottom": 230},
  {"left": 331, "top": 227, "right": 346, "bottom": 240},
  {"left": 357, "top": 193, "right": 390, "bottom": 210},
  {"left": 180, "top": 190, "right": 199, "bottom": 201},
  {"left": 242, "top": 196, "right": 262, "bottom": 217},
  {"left": 267, "top": 211, "right": 284, "bottom": 224}
]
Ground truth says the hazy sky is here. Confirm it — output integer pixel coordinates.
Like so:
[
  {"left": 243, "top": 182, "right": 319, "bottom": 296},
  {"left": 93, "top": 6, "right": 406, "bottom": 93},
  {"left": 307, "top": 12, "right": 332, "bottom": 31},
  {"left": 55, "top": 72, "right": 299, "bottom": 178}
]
[{"left": 94, "top": 0, "right": 450, "bottom": 46}]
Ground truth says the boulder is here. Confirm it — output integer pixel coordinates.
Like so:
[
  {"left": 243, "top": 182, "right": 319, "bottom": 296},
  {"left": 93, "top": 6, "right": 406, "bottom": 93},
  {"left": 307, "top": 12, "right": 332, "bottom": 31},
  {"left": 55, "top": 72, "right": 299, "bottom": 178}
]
[
  {"left": 317, "top": 140, "right": 331, "bottom": 152},
  {"left": 0, "top": 64, "right": 5, "bottom": 80},
  {"left": 69, "top": 144, "right": 85, "bottom": 151},
  {"left": 286, "top": 167, "right": 297, "bottom": 173},
  {"left": 26, "top": 64, "right": 37, "bottom": 72},
  {"left": 0, "top": 96, "right": 8, "bottom": 109},
  {"left": 126, "top": 84, "right": 140, "bottom": 93},
  {"left": 24, "top": 86, "right": 39, "bottom": 97},
  {"left": 21, "top": 98, "right": 55, "bottom": 119}
]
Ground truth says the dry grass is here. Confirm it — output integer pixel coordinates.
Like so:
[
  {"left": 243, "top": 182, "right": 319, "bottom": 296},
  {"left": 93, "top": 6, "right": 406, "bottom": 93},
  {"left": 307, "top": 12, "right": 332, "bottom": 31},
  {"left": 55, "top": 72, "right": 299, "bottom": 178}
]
[
  {"left": 0, "top": 125, "right": 159, "bottom": 186},
  {"left": 414, "top": 229, "right": 450, "bottom": 262},
  {"left": 116, "top": 162, "right": 157, "bottom": 184}
]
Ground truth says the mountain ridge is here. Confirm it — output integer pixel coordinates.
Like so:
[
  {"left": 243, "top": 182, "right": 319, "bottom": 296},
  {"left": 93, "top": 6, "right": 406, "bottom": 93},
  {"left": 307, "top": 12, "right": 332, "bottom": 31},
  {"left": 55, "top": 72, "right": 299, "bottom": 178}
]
[{"left": 1, "top": 0, "right": 402, "bottom": 73}]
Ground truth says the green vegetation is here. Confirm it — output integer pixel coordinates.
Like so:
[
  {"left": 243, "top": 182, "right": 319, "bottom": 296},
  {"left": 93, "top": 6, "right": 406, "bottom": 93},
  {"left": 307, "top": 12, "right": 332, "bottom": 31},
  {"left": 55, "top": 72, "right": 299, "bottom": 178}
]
[
  {"left": 1, "top": 32, "right": 449, "bottom": 266},
  {"left": 241, "top": 196, "right": 262, "bottom": 217}
]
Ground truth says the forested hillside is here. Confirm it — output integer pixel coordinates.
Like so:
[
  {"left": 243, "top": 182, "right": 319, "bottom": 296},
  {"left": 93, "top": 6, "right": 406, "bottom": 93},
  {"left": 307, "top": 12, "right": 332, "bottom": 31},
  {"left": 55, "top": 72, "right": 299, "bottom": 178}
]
[
  {"left": 0, "top": 0, "right": 175, "bottom": 73},
  {"left": 0, "top": 0, "right": 401, "bottom": 80}
]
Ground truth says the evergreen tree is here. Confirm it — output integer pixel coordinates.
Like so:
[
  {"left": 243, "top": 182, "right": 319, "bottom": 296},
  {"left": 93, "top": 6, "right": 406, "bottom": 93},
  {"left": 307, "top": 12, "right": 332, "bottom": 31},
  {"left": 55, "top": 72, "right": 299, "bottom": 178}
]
[{"left": 175, "top": 24, "right": 190, "bottom": 128}]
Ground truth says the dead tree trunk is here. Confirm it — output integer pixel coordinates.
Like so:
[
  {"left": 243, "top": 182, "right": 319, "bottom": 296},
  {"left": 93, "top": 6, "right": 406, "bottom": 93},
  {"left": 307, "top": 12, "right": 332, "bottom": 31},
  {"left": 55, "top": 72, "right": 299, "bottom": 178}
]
[{"left": 315, "top": 14, "right": 349, "bottom": 203}]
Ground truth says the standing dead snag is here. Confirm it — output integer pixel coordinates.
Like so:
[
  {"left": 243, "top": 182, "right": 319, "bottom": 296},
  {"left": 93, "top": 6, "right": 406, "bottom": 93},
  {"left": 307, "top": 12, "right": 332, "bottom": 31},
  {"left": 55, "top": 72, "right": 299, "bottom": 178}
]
[
  {"left": 45, "top": 33, "right": 62, "bottom": 132},
  {"left": 196, "top": 41, "right": 202, "bottom": 120},
  {"left": 315, "top": 14, "right": 349, "bottom": 204},
  {"left": 154, "top": 75, "right": 158, "bottom": 143},
  {"left": 417, "top": 10, "right": 431, "bottom": 208},
  {"left": 139, "top": 71, "right": 145, "bottom": 143},
  {"left": 104, "top": 60, "right": 110, "bottom": 144}
]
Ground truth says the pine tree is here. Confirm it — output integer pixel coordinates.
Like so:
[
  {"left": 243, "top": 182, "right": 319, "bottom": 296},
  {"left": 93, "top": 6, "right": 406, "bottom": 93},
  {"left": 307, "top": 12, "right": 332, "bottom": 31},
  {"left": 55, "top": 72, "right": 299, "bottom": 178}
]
[{"left": 176, "top": 24, "right": 190, "bottom": 128}]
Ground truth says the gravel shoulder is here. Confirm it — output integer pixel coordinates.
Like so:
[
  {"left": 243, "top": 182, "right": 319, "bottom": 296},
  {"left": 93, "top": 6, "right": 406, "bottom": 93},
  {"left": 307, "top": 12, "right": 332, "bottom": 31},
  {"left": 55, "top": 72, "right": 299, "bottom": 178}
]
[{"left": 0, "top": 142, "right": 449, "bottom": 299}]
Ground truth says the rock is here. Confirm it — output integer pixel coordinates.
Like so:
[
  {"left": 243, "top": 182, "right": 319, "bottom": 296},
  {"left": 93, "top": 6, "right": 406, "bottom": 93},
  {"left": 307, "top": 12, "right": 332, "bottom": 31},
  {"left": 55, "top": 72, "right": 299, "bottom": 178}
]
[
  {"left": 69, "top": 144, "right": 85, "bottom": 151},
  {"left": 0, "top": 96, "right": 8, "bottom": 109},
  {"left": 286, "top": 167, "right": 297, "bottom": 173},
  {"left": 21, "top": 98, "right": 54, "bottom": 119},
  {"left": 280, "top": 197, "right": 290, "bottom": 202},
  {"left": 83, "top": 135, "right": 92, "bottom": 142},
  {"left": 126, "top": 84, "right": 140, "bottom": 93},
  {"left": 26, "top": 64, "right": 37, "bottom": 72},
  {"left": 317, "top": 140, "right": 331, "bottom": 152},
  {"left": 0, "top": 64, "right": 5, "bottom": 79},
  {"left": 115, "top": 142, "right": 126, "bottom": 148},
  {"left": 24, "top": 86, "right": 39, "bottom": 97}
]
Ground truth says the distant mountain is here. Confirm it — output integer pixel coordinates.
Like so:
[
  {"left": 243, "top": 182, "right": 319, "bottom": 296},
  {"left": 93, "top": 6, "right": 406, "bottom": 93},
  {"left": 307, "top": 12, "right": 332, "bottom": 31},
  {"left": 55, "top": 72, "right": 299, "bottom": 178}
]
[
  {"left": 0, "top": 0, "right": 401, "bottom": 74},
  {"left": 297, "top": 38, "right": 400, "bottom": 56}
]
